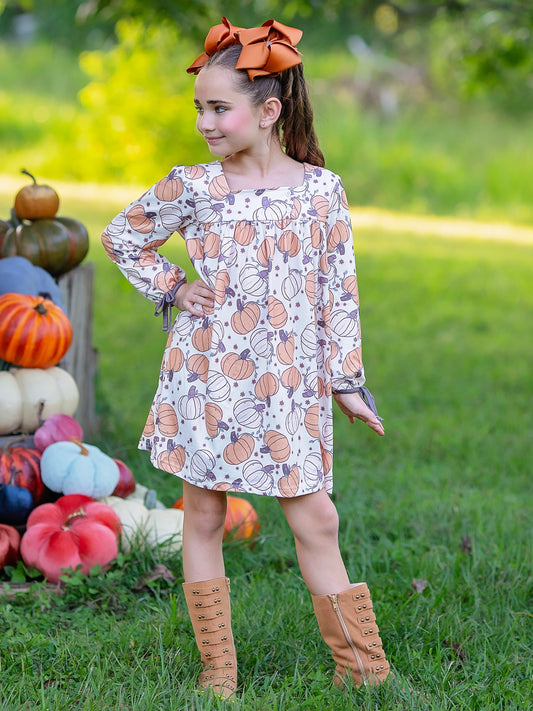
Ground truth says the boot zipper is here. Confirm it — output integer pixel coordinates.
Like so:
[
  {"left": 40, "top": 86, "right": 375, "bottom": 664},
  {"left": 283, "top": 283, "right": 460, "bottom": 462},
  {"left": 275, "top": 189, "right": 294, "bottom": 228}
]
[{"left": 329, "top": 594, "right": 368, "bottom": 685}]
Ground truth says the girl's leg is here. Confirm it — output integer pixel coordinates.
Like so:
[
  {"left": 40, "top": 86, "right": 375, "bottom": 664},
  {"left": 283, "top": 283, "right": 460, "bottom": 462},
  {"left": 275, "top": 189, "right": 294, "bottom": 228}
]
[
  {"left": 181, "top": 480, "right": 227, "bottom": 582},
  {"left": 277, "top": 488, "right": 350, "bottom": 595},
  {"left": 181, "top": 481, "right": 237, "bottom": 698}
]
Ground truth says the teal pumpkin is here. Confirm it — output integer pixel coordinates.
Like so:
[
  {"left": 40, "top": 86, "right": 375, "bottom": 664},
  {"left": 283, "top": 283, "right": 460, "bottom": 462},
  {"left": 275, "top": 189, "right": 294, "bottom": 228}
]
[{"left": 41, "top": 439, "right": 119, "bottom": 498}]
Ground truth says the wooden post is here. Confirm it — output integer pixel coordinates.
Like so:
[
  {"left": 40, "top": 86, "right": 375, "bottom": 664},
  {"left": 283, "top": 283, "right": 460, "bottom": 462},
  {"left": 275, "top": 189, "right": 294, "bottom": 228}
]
[{"left": 58, "top": 263, "right": 98, "bottom": 436}]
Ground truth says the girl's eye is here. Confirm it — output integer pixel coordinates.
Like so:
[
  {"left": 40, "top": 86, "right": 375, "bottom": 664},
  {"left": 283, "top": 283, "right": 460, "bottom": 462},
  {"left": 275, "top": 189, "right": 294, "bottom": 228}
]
[
  {"left": 215, "top": 106, "right": 227, "bottom": 114},
  {"left": 195, "top": 106, "right": 203, "bottom": 114}
]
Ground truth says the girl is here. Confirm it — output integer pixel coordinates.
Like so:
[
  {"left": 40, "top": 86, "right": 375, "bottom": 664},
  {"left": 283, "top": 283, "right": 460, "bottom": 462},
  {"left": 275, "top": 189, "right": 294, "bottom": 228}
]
[{"left": 102, "top": 17, "right": 390, "bottom": 699}]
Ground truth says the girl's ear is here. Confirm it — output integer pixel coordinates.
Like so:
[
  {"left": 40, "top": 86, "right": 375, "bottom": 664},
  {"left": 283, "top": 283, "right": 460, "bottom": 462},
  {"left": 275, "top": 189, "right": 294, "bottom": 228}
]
[{"left": 260, "top": 97, "right": 282, "bottom": 128}]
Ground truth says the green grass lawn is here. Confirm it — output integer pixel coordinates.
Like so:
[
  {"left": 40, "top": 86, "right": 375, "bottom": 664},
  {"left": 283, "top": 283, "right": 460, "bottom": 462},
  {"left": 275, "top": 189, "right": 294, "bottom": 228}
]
[{"left": 0, "top": 185, "right": 532, "bottom": 710}]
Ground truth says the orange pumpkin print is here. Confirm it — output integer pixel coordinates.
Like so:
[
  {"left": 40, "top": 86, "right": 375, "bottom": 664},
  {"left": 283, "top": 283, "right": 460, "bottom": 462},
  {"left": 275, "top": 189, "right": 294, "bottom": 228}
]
[
  {"left": 221, "top": 349, "right": 255, "bottom": 380},
  {"left": 342, "top": 275, "right": 359, "bottom": 302},
  {"left": 254, "top": 372, "right": 279, "bottom": 404},
  {"left": 155, "top": 266, "right": 180, "bottom": 292},
  {"left": 204, "top": 231, "right": 220, "bottom": 258},
  {"left": 278, "top": 230, "right": 300, "bottom": 260},
  {"left": 257, "top": 236, "right": 276, "bottom": 267},
  {"left": 310, "top": 221, "right": 323, "bottom": 249},
  {"left": 305, "top": 270, "right": 316, "bottom": 305},
  {"left": 191, "top": 318, "right": 212, "bottom": 352},
  {"left": 185, "top": 164, "right": 206, "bottom": 180},
  {"left": 261, "top": 430, "right": 290, "bottom": 463},
  {"left": 231, "top": 299, "right": 260, "bottom": 335},
  {"left": 101, "top": 232, "right": 119, "bottom": 262},
  {"left": 154, "top": 175, "right": 184, "bottom": 201},
  {"left": 223, "top": 432, "right": 255, "bottom": 465},
  {"left": 321, "top": 443, "right": 333, "bottom": 475},
  {"left": 311, "top": 194, "right": 329, "bottom": 222},
  {"left": 267, "top": 296, "right": 288, "bottom": 329},
  {"left": 342, "top": 348, "right": 363, "bottom": 377},
  {"left": 186, "top": 353, "right": 209, "bottom": 383},
  {"left": 234, "top": 221, "right": 256, "bottom": 246},
  {"left": 304, "top": 403, "right": 320, "bottom": 439},
  {"left": 281, "top": 366, "right": 301, "bottom": 397},
  {"left": 278, "top": 464, "right": 300, "bottom": 497},
  {"left": 126, "top": 204, "right": 155, "bottom": 234},
  {"left": 276, "top": 330, "right": 295, "bottom": 365},
  {"left": 205, "top": 402, "right": 227, "bottom": 438},
  {"left": 327, "top": 220, "right": 351, "bottom": 251},
  {"left": 214, "top": 270, "right": 233, "bottom": 305},
  {"left": 164, "top": 346, "right": 185, "bottom": 374},
  {"left": 143, "top": 409, "right": 155, "bottom": 437},
  {"left": 157, "top": 444, "right": 185, "bottom": 473},
  {"left": 157, "top": 403, "right": 179, "bottom": 437},
  {"left": 209, "top": 174, "right": 231, "bottom": 200},
  {"left": 186, "top": 237, "right": 204, "bottom": 261}
]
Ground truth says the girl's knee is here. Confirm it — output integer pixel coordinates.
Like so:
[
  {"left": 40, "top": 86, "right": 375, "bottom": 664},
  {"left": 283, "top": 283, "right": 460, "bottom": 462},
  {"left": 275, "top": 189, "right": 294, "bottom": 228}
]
[
  {"left": 281, "top": 490, "right": 340, "bottom": 542},
  {"left": 183, "top": 485, "right": 227, "bottom": 534}
]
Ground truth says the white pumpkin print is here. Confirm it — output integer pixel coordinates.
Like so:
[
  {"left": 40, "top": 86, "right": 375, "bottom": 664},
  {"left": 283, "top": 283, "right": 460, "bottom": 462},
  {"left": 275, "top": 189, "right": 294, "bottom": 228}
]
[
  {"left": 195, "top": 198, "right": 222, "bottom": 223},
  {"left": 250, "top": 328, "right": 273, "bottom": 359},
  {"left": 220, "top": 237, "right": 238, "bottom": 267},
  {"left": 239, "top": 263, "right": 267, "bottom": 297},
  {"left": 242, "top": 460, "right": 275, "bottom": 493},
  {"left": 285, "top": 400, "right": 303, "bottom": 436},
  {"left": 178, "top": 386, "right": 206, "bottom": 419},
  {"left": 125, "top": 268, "right": 149, "bottom": 293},
  {"left": 106, "top": 210, "right": 127, "bottom": 236},
  {"left": 159, "top": 204, "right": 183, "bottom": 232},
  {"left": 233, "top": 398, "right": 264, "bottom": 429},
  {"left": 300, "top": 323, "right": 317, "bottom": 357},
  {"left": 174, "top": 311, "right": 195, "bottom": 336},
  {"left": 330, "top": 309, "right": 359, "bottom": 338},
  {"left": 190, "top": 449, "right": 216, "bottom": 482},
  {"left": 253, "top": 197, "right": 288, "bottom": 222},
  {"left": 281, "top": 269, "right": 303, "bottom": 301},
  {"left": 303, "top": 451, "right": 323, "bottom": 488},
  {"left": 322, "top": 413, "right": 334, "bottom": 449},
  {"left": 207, "top": 371, "right": 231, "bottom": 402}
]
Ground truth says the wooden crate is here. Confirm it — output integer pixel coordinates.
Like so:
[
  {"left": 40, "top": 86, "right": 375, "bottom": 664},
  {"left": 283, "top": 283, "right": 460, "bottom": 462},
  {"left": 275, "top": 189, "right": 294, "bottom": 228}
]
[{"left": 58, "top": 263, "right": 98, "bottom": 436}]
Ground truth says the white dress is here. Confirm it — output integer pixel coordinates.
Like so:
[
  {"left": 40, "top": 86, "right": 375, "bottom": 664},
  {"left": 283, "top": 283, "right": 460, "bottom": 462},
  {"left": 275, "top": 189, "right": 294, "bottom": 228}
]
[{"left": 102, "top": 160, "right": 369, "bottom": 497}]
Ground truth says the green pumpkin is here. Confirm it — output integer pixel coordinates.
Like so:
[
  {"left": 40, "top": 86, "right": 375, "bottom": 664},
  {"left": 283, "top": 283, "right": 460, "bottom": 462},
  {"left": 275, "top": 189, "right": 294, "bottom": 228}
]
[{"left": 0, "top": 213, "right": 89, "bottom": 277}]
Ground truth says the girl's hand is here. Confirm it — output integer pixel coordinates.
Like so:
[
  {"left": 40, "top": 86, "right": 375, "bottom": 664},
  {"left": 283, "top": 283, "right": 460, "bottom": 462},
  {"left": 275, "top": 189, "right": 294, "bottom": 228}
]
[
  {"left": 174, "top": 279, "right": 215, "bottom": 317},
  {"left": 333, "top": 392, "right": 385, "bottom": 436}
]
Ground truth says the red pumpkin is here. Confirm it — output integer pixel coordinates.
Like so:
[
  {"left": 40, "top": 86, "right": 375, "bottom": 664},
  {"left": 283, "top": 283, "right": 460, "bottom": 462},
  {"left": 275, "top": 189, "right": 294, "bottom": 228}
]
[
  {"left": 33, "top": 414, "right": 83, "bottom": 453},
  {"left": 0, "top": 293, "right": 72, "bottom": 369},
  {"left": 0, "top": 523, "right": 21, "bottom": 570},
  {"left": 111, "top": 459, "right": 136, "bottom": 498},
  {"left": 173, "top": 495, "right": 259, "bottom": 543},
  {"left": 20, "top": 494, "right": 121, "bottom": 582},
  {"left": 0, "top": 440, "right": 44, "bottom": 503}
]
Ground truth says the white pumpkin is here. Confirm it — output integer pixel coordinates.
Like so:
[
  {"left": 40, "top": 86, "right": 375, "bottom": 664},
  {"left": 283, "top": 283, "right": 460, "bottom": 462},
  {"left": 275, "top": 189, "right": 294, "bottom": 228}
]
[{"left": 0, "top": 366, "right": 79, "bottom": 435}]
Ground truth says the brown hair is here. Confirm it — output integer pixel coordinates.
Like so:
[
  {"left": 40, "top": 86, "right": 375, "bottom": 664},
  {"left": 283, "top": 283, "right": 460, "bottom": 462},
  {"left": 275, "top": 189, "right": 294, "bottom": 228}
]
[{"left": 203, "top": 46, "right": 325, "bottom": 168}]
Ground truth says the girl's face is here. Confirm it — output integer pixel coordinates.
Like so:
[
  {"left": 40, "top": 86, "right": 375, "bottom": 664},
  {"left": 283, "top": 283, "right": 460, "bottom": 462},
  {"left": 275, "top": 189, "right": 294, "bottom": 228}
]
[{"left": 194, "top": 66, "right": 265, "bottom": 157}]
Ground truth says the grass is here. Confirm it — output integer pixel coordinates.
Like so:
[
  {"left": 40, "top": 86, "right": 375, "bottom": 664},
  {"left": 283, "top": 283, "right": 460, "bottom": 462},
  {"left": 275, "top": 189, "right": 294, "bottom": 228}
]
[{"left": 0, "top": 182, "right": 532, "bottom": 710}]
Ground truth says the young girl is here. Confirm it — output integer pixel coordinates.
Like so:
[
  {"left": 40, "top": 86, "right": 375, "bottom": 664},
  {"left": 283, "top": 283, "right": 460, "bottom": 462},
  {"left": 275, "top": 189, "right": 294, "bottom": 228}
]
[{"left": 102, "top": 17, "right": 390, "bottom": 699}]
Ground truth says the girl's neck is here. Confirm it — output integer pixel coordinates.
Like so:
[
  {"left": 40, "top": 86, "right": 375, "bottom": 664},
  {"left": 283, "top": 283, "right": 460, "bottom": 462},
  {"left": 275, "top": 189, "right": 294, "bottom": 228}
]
[{"left": 221, "top": 148, "right": 304, "bottom": 191}]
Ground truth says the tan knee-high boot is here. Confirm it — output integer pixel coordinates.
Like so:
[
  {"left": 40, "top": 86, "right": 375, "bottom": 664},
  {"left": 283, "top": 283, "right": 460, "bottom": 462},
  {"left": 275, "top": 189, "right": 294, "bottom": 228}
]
[
  {"left": 312, "top": 582, "right": 390, "bottom": 688},
  {"left": 182, "top": 577, "right": 237, "bottom": 698}
]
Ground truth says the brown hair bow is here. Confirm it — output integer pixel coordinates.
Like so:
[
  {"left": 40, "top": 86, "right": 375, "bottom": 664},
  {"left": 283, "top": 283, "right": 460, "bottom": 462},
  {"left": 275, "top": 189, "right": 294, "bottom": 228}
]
[{"left": 187, "top": 17, "right": 302, "bottom": 81}]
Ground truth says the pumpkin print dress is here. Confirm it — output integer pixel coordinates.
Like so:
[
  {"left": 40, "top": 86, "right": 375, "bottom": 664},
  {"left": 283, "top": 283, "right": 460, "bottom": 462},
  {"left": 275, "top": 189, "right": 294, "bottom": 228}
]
[{"left": 102, "top": 161, "right": 370, "bottom": 498}]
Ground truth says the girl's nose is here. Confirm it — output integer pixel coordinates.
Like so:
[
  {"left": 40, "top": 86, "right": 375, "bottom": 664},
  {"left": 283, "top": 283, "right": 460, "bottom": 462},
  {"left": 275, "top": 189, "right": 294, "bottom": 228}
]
[{"left": 197, "top": 111, "right": 214, "bottom": 133}]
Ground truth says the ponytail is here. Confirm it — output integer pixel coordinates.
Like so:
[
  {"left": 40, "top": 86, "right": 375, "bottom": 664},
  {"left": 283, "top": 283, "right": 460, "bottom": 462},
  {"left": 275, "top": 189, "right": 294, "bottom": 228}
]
[
  {"left": 204, "top": 47, "right": 325, "bottom": 168},
  {"left": 278, "top": 65, "right": 325, "bottom": 168}
]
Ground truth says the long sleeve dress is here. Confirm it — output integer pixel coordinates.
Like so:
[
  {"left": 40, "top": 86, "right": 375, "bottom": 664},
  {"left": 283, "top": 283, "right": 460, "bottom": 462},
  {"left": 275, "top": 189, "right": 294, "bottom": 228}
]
[{"left": 102, "top": 160, "right": 369, "bottom": 498}]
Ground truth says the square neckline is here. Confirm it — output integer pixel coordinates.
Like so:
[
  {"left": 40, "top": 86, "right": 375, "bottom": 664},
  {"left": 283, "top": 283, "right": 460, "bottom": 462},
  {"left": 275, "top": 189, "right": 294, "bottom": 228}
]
[{"left": 215, "top": 160, "right": 310, "bottom": 194}]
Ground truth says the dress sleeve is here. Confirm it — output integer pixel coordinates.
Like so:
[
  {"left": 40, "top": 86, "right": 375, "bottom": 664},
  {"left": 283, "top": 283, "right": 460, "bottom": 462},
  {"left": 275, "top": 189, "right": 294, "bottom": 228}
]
[
  {"left": 101, "top": 165, "right": 191, "bottom": 331},
  {"left": 320, "top": 176, "right": 381, "bottom": 418}
]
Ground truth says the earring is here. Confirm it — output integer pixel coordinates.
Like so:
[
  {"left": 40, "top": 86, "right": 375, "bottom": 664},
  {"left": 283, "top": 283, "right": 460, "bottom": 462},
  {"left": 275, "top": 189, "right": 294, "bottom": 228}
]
[{"left": 260, "top": 121, "right": 266, "bottom": 128}]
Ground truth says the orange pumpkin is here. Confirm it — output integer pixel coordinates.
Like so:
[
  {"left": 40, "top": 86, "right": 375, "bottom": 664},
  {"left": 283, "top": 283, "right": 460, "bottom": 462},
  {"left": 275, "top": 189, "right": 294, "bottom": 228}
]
[
  {"left": 267, "top": 296, "right": 288, "bottom": 329},
  {"left": 223, "top": 432, "right": 255, "bottom": 465},
  {"left": 261, "top": 430, "right": 290, "bottom": 463},
  {"left": 281, "top": 366, "right": 301, "bottom": 397},
  {"left": 342, "top": 348, "right": 363, "bottom": 377},
  {"left": 257, "top": 236, "right": 276, "bottom": 267},
  {"left": 14, "top": 170, "right": 59, "bottom": 220},
  {"left": 209, "top": 174, "right": 231, "bottom": 200},
  {"left": 231, "top": 300, "right": 260, "bottom": 335},
  {"left": 164, "top": 346, "right": 185, "bottom": 374},
  {"left": 276, "top": 330, "right": 295, "bottom": 365},
  {"left": 154, "top": 175, "right": 184, "bottom": 201},
  {"left": 311, "top": 194, "right": 329, "bottom": 222},
  {"left": 157, "top": 444, "right": 185, "bottom": 473},
  {"left": 191, "top": 319, "right": 212, "bottom": 352},
  {"left": 174, "top": 495, "right": 260, "bottom": 543},
  {"left": 185, "top": 165, "right": 206, "bottom": 180},
  {"left": 310, "top": 221, "right": 323, "bottom": 249},
  {"left": 186, "top": 353, "right": 209, "bottom": 383},
  {"left": 254, "top": 372, "right": 279, "bottom": 403},
  {"left": 205, "top": 402, "right": 225, "bottom": 437},
  {"left": 278, "top": 464, "right": 300, "bottom": 497},
  {"left": 186, "top": 237, "right": 204, "bottom": 261},
  {"left": 234, "top": 221, "right": 256, "bottom": 246},
  {"left": 204, "top": 231, "right": 220, "bottom": 258},
  {"left": 0, "top": 293, "right": 72, "bottom": 369},
  {"left": 143, "top": 410, "right": 155, "bottom": 437},
  {"left": 304, "top": 403, "right": 320, "bottom": 439},
  {"left": 278, "top": 230, "right": 300, "bottom": 259},
  {"left": 342, "top": 275, "right": 359, "bottom": 302},
  {"left": 156, "top": 403, "right": 178, "bottom": 437},
  {"left": 126, "top": 204, "right": 155, "bottom": 233},
  {"left": 214, "top": 270, "right": 232, "bottom": 305},
  {"left": 221, "top": 350, "right": 255, "bottom": 380},
  {"left": 327, "top": 220, "right": 351, "bottom": 251}
]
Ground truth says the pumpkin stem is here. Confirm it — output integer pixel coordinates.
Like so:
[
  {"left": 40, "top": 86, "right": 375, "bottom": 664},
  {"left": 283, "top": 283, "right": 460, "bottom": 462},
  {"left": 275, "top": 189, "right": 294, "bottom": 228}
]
[
  {"left": 21, "top": 169, "right": 37, "bottom": 185},
  {"left": 62, "top": 507, "right": 87, "bottom": 529},
  {"left": 34, "top": 301, "right": 49, "bottom": 316},
  {"left": 71, "top": 438, "right": 89, "bottom": 456},
  {"left": 2, "top": 434, "right": 30, "bottom": 452}
]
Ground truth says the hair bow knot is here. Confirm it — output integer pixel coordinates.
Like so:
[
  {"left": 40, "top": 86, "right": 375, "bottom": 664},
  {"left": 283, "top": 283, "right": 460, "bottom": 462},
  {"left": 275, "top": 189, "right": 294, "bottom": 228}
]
[{"left": 187, "top": 17, "right": 302, "bottom": 81}]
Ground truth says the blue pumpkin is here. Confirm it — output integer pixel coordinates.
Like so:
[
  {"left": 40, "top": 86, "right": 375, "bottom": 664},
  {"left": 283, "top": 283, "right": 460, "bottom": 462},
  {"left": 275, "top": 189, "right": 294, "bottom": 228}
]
[
  {"left": 0, "top": 483, "right": 34, "bottom": 525},
  {"left": 40, "top": 440, "right": 119, "bottom": 498},
  {"left": 0, "top": 256, "right": 65, "bottom": 312}
]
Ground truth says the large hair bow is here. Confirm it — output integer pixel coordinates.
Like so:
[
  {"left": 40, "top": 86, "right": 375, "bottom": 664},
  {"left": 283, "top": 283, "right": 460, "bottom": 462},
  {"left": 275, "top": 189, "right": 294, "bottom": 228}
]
[{"left": 187, "top": 17, "right": 303, "bottom": 81}]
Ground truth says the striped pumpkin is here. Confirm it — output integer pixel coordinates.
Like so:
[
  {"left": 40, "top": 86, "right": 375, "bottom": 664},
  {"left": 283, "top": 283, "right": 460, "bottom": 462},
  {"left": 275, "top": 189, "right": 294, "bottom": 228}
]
[{"left": 0, "top": 293, "right": 72, "bottom": 369}]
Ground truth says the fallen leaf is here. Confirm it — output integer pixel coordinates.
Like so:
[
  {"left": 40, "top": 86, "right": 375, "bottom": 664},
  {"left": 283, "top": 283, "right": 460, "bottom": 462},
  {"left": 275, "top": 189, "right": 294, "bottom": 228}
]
[
  {"left": 443, "top": 640, "right": 466, "bottom": 665},
  {"left": 461, "top": 535, "right": 472, "bottom": 554},
  {"left": 134, "top": 564, "right": 176, "bottom": 591},
  {"left": 411, "top": 578, "right": 429, "bottom": 594}
]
